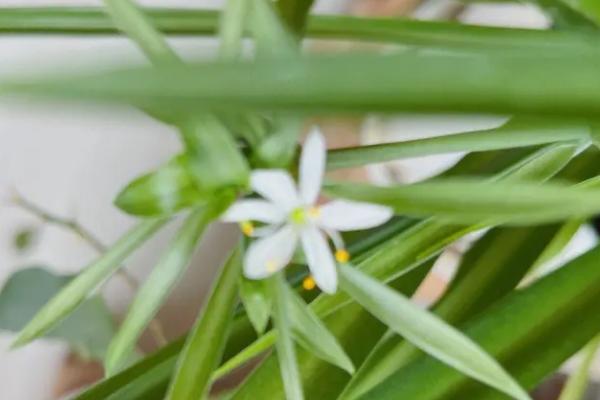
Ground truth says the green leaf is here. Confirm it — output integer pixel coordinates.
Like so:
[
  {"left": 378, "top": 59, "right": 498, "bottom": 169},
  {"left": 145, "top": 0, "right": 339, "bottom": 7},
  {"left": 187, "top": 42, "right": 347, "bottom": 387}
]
[
  {"left": 232, "top": 260, "right": 433, "bottom": 400},
  {"left": 325, "top": 177, "right": 600, "bottom": 225},
  {"left": 285, "top": 283, "right": 355, "bottom": 374},
  {"left": 0, "top": 267, "right": 115, "bottom": 360},
  {"left": 364, "top": 243, "right": 600, "bottom": 400},
  {"left": 12, "top": 218, "right": 166, "bottom": 348},
  {"left": 166, "top": 244, "right": 243, "bottom": 400},
  {"left": 16, "top": 52, "right": 600, "bottom": 119},
  {"left": 2, "top": 8, "right": 600, "bottom": 54},
  {"left": 558, "top": 334, "right": 600, "bottom": 400},
  {"left": 275, "top": 0, "right": 314, "bottom": 35},
  {"left": 272, "top": 274, "right": 304, "bottom": 400},
  {"left": 115, "top": 154, "right": 203, "bottom": 216},
  {"left": 339, "top": 265, "right": 530, "bottom": 400},
  {"left": 327, "top": 117, "right": 590, "bottom": 170},
  {"left": 529, "top": 218, "right": 583, "bottom": 273},
  {"left": 342, "top": 225, "right": 563, "bottom": 399},
  {"left": 106, "top": 208, "right": 214, "bottom": 374},
  {"left": 13, "top": 227, "right": 38, "bottom": 252},
  {"left": 240, "top": 275, "right": 272, "bottom": 335},
  {"left": 180, "top": 115, "right": 249, "bottom": 192}
]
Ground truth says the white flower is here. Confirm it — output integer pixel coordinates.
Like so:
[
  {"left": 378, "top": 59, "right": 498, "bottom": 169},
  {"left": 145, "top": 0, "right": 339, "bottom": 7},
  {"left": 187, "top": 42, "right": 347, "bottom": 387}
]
[{"left": 222, "top": 128, "right": 393, "bottom": 293}]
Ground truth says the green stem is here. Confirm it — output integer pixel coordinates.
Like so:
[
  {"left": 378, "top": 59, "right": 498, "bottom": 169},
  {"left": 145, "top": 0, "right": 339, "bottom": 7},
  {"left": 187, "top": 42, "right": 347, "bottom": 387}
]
[{"left": 0, "top": 8, "right": 597, "bottom": 53}]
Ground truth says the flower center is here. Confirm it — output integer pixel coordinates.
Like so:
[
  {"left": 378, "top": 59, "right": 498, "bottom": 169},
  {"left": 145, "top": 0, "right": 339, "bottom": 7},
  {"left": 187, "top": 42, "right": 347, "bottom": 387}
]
[{"left": 290, "top": 206, "right": 320, "bottom": 225}]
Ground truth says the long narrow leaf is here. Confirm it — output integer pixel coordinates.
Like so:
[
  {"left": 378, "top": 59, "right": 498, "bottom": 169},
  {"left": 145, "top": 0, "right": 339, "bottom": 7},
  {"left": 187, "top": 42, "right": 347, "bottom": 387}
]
[
  {"left": 12, "top": 219, "right": 166, "bottom": 348},
  {"left": 14, "top": 52, "right": 600, "bottom": 118},
  {"left": 325, "top": 178, "right": 600, "bottom": 225},
  {"left": 166, "top": 245, "right": 242, "bottom": 400},
  {"left": 339, "top": 265, "right": 530, "bottom": 400},
  {"left": 285, "top": 284, "right": 355, "bottom": 374},
  {"left": 105, "top": 208, "right": 213, "bottom": 374},
  {"left": 272, "top": 275, "right": 304, "bottom": 400},
  {"left": 558, "top": 335, "right": 600, "bottom": 400},
  {"left": 327, "top": 117, "right": 589, "bottom": 169}
]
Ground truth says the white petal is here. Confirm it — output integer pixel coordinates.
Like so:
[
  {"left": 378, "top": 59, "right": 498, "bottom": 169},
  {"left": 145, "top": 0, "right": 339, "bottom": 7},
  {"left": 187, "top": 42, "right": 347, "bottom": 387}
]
[
  {"left": 244, "top": 225, "right": 298, "bottom": 279},
  {"left": 221, "top": 199, "right": 285, "bottom": 223},
  {"left": 299, "top": 128, "right": 326, "bottom": 205},
  {"left": 250, "top": 170, "right": 300, "bottom": 212},
  {"left": 318, "top": 200, "right": 393, "bottom": 231},
  {"left": 300, "top": 225, "right": 337, "bottom": 294}
]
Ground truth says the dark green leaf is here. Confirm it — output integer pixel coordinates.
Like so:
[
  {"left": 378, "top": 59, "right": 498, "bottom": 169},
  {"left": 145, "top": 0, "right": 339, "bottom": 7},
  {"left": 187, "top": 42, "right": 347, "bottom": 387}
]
[
  {"left": 364, "top": 243, "right": 600, "bottom": 399},
  {"left": 339, "top": 265, "right": 530, "bottom": 400},
  {"left": 166, "top": 245, "right": 242, "bottom": 400}
]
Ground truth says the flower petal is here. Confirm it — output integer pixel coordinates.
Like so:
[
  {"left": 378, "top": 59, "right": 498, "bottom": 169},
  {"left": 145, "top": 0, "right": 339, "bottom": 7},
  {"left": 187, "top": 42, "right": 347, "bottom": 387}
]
[
  {"left": 300, "top": 225, "right": 337, "bottom": 294},
  {"left": 244, "top": 225, "right": 298, "bottom": 279},
  {"left": 299, "top": 128, "right": 326, "bottom": 205},
  {"left": 318, "top": 200, "right": 394, "bottom": 231},
  {"left": 221, "top": 199, "right": 285, "bottom": 224},
  {"left": 250, "top": 170, "right": 300, "bottom": 212}
]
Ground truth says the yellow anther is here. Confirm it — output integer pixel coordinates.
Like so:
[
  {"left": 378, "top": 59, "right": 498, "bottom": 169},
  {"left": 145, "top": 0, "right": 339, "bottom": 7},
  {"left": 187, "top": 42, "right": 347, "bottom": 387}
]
[
  {"left": 240, "top": 221, "right": 254, "bottom": 236},
  {"left": 302, "top": 276, "right": 316, "bottom": 291},
  {"left": 266, "top": 260, "right": 278, "bottom": 273},
  {"left": 335, "top": 249, "right": 350, "bottom": 263},
  {"left": 307, "top": 206, "right": 321, "bottom": 218}
]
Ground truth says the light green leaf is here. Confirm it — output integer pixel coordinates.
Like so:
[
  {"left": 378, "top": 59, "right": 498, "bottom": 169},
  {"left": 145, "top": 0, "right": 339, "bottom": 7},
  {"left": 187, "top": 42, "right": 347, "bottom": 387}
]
[
  {"left": 327, "top": 117, "right": 590, "bottom": 169},
  {"left": 325, "top": 177, "right": 600, "bottom": 225},
  {"left": 103, "top": 0, "right": 179, "bottom": 65},
  {"left": 115, "top": 154, "right": 203, "bottom": 216},
  {"left": 272, "top": 274, "right": 304, "bottom": 400},
  {"left": 339, "top": 265, "right": 530, "bottom": 400},
  {"left": 285, "top": 284, "right": 355, "bottom": 374},
  {"left": 13, "top": 218, "right": 166, "bottom": 348},
  {"left": 166, "top": 245, "right": 243, "bottom": 400},
  {"left": 250, "top": 0, "right": 297, "bottom": 57},
  {"left": 0, "top": 267, "right": 115, "bottom": 360},
  {"left": 558, "top": 334, "right": 600, "bottom": 400},
  {"left": 180, "top": 115, "right": 249, "bottom": 192},
  {"left": 106, "top": 208, "right": 214, "bottom": 374},
  {"left": 240, "top": 275, "right": 272, "bottom": 335},
  {"left": 529, "top": 218, "right": 583, "bottom": 273}
]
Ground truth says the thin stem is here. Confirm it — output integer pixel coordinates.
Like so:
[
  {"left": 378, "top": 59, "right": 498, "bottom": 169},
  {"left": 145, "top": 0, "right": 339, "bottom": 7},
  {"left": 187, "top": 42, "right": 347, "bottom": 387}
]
[{"left": 9, "top": 189, "right": 168, "bottom": 347}]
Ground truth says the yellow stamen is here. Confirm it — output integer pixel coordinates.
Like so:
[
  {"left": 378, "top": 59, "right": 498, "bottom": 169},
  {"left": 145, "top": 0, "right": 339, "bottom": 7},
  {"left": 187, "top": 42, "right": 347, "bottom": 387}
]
[
  {"left": 307, "top": 206, "right": 321, "bottom": 218},
  {"left": 240, "top": 221, "right": 254, "bottom": 236},
  {"left": 302, "top": 276, "right": 316, "bottom": 291},
  {"left": 335, "top": 249, "right": 350, "bottom": 263},
  {"left": 266, "top": 260, "right": 278, "bottom": 273}
]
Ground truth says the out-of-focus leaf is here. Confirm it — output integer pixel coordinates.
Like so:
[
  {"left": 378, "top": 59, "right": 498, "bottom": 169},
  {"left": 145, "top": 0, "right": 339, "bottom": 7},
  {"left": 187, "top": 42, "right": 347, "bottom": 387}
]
[
  {"left": 272, "top": 275, "right": 303, "bottom": 400},
  {"left": 558, "top": 334, "right": 600, "bottom": 400},
  {"left": 166, "top": 245, "right": 242, "bottom": 400},
  {"left": 276, "top": 0, "right": 314, "bottom": 35},
  {"left": 0, "top": 267, "right": 115, "bottom": 360},
  {"left": 16, "top": 52, "right": 600, "bottom": 119},
  {"left": 325, "top": 178, "right": 600, "bottom": 225},
  {"left": 12, "top": 218, "right": 166, "bottom": 348},
  {"left": 327, "top": 117, "right": 590, "bottom": 170},
  {"left": 529, "top": 218, "right": 583, "bottom": 273},
  {"left": 13, "top": 227, "right": 38, "bottom": 252},
  {"left": 115, "top": 154, "right": 203, "bottom": 216},
  {"left": 285, "top": 283, "right": 355, "bottom": 374},
  {"left": 106, "top": 208, "right": 217, "bottom": 374},
  {"left": 181, "top": 115, "right": 249, "bottom": 192},
  {"left": 103, "top": 0, "right": 179, "bottom": 66},
  {"left": 364, "top": 243, "right": 600, "bottom": 400},
  {"left": 339, "top": 265, "right": 530, "bottom": 400},
  {"left": 240, "top": 275, "right": 272, "bottom": 335}
]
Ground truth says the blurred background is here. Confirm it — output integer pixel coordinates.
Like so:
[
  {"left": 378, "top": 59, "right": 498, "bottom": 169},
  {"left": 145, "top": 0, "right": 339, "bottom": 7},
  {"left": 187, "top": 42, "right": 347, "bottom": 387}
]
[{"left": 0, "top": 1, "right": 597, "bottom": 399}]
